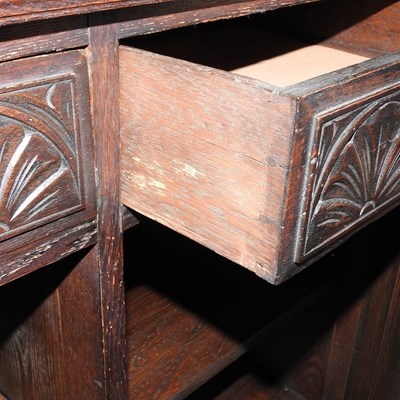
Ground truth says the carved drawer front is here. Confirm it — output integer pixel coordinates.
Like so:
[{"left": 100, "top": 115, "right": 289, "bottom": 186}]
[
  {"left": 119, "top": 23, "right": 400, "bottom": 284},
  {"left": 295, "top": 89, "right": 400, "bottom": 264},
  {"left": 0, "top": 50, "right": 96, "bottom": 283}
]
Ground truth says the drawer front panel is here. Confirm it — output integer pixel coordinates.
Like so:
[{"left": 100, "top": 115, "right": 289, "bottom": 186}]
[
  {"left": 291, "top": 56, "right": 400, "bottom": 268},
  {"left": 0, "top": 51, "right": 95, "bottom": 246},
  {"left": 302, "top": 88, "right": 400, "bottom": 259}
]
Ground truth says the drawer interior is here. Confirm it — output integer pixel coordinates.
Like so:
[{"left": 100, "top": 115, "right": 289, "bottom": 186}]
[{"left": 125, "top": 20, "right": 370, "bottom": 87}]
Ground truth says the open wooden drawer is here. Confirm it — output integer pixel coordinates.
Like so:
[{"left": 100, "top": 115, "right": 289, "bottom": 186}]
[{"left": 119, "top": 20, "right": 400, "bottom": 284}]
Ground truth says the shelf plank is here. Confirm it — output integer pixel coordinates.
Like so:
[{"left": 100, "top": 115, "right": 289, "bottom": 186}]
[
  {"left": 124, "top": 215, "right": 333, "bottom": 400},
  {"left": 126, "top": 285, "right": 244, "bottom": 400},
  {"left": 214, "top": 375, "right": 306, "bottom": 400},
  {"left": 188, "top": 355, "right": 308, "bottom": 400}
]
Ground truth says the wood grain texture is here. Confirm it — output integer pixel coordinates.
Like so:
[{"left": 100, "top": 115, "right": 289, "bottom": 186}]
[
  {"left": 117, "top": 0, "right": 321, "bottom": 39},
  {"left": 119, "top": 42, "right": 294, "bottom": 283},
  {"left": 121, "top": 204, "right": 140, "bottom": 231},
  {"left": 257, "top": 0, "right": 400, "bottom": 57},
  {"left": 0, "top": 16, "right": 88, "bottom": 63},
  {"left": 294, "top": 86, "right": 400, "bottom": 261},
  {"left": 319, "top": 210, "right": 400, "bottom": 400},
  {"left": 0, "top": 250, "right": 105, "bottom": 399},
  {"left": 126, "top": 285, "right": 243, "bottom": 400},
  {"left": 214, "top": 376, "right": 306, "bottom": 400},
  {"left": 124, "top": 215, "right": 335, "bottom": 400},
  {"left": 190, "top": 356, "right": 307, "bottom": 400},
  {"left": 0, "top": 217, "right": 97, "bottom": 287},
  {"left": 239, "top": 210, "right": 400, "bottom": 400},
  {"left": 0, "top": 49, "right": 97, "bottom": 286},
  {"left": 282, "top": 51, "right": 400, "bottom": 278},
  {"left": 0, "top": 0, "right": 167, "bottom": 26},
  {"left": 120, "top": 19, "right": 400, "bottom": 283},
  {"left": 88, "top": 15, "right": 126, "bottom": 400},
  {"left": 0, "top": 0, "right": 322, "bottom": 28},
  {"left": 0, "top": 52, "right": 88, "bottom": 241},
  {"left": 368, "top": 256, "right": 400, "bottom": 400}
]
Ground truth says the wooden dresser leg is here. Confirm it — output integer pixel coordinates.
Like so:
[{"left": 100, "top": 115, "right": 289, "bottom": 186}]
[
  {"left": 88, "top": 14, "right": 126, "bottom": 400},
  {"left": 0, "top": 15, "right": 125, "bottom": 400}
]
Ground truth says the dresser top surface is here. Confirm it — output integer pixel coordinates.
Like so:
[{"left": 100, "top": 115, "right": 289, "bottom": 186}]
[
  {"left": 0, "top": 0, "right": 320, "bottom": 27},
  {"left": 0, "top": 0, "right": 168, "bottom": 26}
]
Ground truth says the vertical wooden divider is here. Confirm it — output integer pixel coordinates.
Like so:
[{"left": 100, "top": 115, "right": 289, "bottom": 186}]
[{"left": 87, "top": 13, "right": 126, "bottom": 400}]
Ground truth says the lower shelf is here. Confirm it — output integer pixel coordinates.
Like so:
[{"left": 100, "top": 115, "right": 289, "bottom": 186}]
[
  {"left": 123, "top": 214, "right": 333, "bottom": 400},
  {"left": 189, "top": 355, "right": 306, "bottom": 400}
]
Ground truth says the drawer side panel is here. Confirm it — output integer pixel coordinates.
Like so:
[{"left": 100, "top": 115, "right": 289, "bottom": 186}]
[{"left": 119, "top": 46, "right": 294, "bottom": 281}]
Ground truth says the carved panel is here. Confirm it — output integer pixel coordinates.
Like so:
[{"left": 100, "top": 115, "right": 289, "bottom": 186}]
[
  {"left": 301, "top": 89, "right": 400, "bottom": 258},
  {"left": 0, "top": 52, "right": 91, "bottom": 243}
]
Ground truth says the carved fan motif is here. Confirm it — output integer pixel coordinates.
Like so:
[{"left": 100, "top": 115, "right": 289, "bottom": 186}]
[
  {"left": 0, "top": 80, "right": 83, "bottom": 240},
  {"left": 304, "top": 97, "right": 400, "bottom": 255}
]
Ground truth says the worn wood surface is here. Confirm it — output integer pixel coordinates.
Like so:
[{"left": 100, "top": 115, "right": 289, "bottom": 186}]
[
  {"left": 183, "top": 209, "right": 399, "bottom": 400},
  {"left": 117, "top": 0, "right": 321, "bottom": 39},
  {"left": 88, "top": 15, "right": 126, "bottom": 400},
  {"left": 0, "top": 0, "right": 321, "bottom": 27},
  {"left": 124, "top": 215, "right": 334, "bottom": 400},
  {"left": 119, "top": 38, "right": 294, "bottom": 283},
  {"left": 0, "top": 218, "right": 97, "bottom": 287},
  {"left": 0, "top": 16, "right": 88, "bottom": 63},
  {"left": 0, "top": 49, "right": 97, "bottom": 286},
  {"left": 368, "top": 257, "right": 400, "bottom": 400},
  {"left": 242, "top": 209, "right": 400, "bottom": 400},
  {"left": 0, "top": 250, "right": 105, "bottom": 399},
  {"left": 255, "top": 0, "right": 400, "bottom": 57},
  {"left": 1, "top": 2, "right": 400, "bottom": 399},
  {"left": 0, "top": 0, "right": 165, "bottom": 26},
  {"left": 120, "top": 18, "right": 400, "bottom": 283},
  {"left": 0, "top": 50, "right": 94, "bottom": 241},
  {"left": 285, "top": 50, "right": 400, "bottom": 280},
  {"left": 189, "top": 356, "right": 307, "bottom": 400},
  {"left": 320, "top": 211, "right": 400, "bottom": 400}
]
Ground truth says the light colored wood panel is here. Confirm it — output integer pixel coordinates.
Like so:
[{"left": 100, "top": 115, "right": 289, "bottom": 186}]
[
  {"left": 231, "top": 41, "right": 368, "bottom": 87},
  {"left": 119, "top": 46, "right": 294, "bottom": 281}
]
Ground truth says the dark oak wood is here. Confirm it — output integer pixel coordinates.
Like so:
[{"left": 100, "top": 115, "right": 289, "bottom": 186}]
[
  {"left": 121, "top": 204, "right": 140, "bottom": 231},
  {"left": 189, "top": 356, "right": 307, "bottom": 400},
  {"left": 123, "top": 215, "right": 335, "bottom": 400},
  {"left": 119, "top": 17, "right": 400, "bottom": 283},
  {"left": 320, "top": 211, "right": 400, "bottom": 400},
  {"left": 0, "top": 50, "right": 93, "bottom": 241},
  {"left": 216, "top": 378, "right": 306, "bottom": 400},
  {"left": 0, "top": 16, "right": 88, "bottom": 63},
  {"left": 88, "top": 15, "right": 126, "bottom": 400},
  {"left": 0, "top": 49, "right": 97, "bottom": 286},
  {"left": 0, "top": 218, "right": 97, "bottom": 287},
  {"left": 117, "top": 0, "right": 321, "bottom": 39},
  {"left": 0, "top": 0, "right": 321, "bottom": 27},
  {"left": 0, "top": 250, "right": 105, "bottom": 399},
  {"left": 1, "top": 1, "right": 400, "bottom": 399},
  {"left": 241, "top": 209, "right": 400, "bottom": 400},
  {"left": 254, "top": 0, "right": 400, "bottom": 57},
  {"left": 368, "top": 260, "right": 400, "bottom": 400},
  {"left": 0, "top": 0, "right": 166, "bottom": 26}
]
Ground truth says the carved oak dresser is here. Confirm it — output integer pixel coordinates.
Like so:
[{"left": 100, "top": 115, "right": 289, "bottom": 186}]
[{"left": 0, "top": 1, "right": 400, "bottom": 399}]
